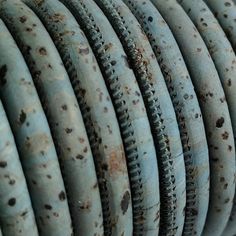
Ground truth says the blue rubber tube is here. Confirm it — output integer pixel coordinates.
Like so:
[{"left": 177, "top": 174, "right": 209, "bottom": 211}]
[
  {"left": 59, "top": 0, "right": 161, "bottom": 234},
  {"left": 93, "top": 1, "right": 187, "bottom": 235},
  {"left": 178, "top": 1, "right": 236, "bottom": 234},
  {"left": 151, "top": 0, "right": 236, "bottom": 235},
  {"left": 0, "top": 0, "right": 104, "bottom": 235},
  {"left": 0, "top": 15, "right": 73, "bottom": 236},
  {"left": 22, "top": 0, "right": 133, "bottom": 235},
  {"left": 0, "top": 99, "right": 38, "bottom": 236},
  {"left": 123, "top": 0, "right": 210, "bottom": 235}
]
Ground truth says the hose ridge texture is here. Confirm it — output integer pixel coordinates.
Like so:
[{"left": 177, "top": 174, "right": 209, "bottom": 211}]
[
  {"left": 0, "top": 6, "right": 73, "bottom": 234},
  {"left": 151, "top": 1, "right": 236, "bottom": 235},
  {"left": 61, "top": 0, "right": 161, "bottom": 234},
  {"left": 23, "top": 0, "right": 134, "bottom": 235},
  {"left": 0, "top": 98, "right": 38, "bottom": 236},
  {"left": 123, "top": 0, "right": 210, "bottom": 235},
  {"left": 93, "top": 0, "right": 186, "bottom": 235},
  {"left": 1, "top": 1, "right": 105, "bottom": 235}
]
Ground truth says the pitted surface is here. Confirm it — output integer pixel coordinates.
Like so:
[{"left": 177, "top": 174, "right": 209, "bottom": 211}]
[
  {"left": 0, "top": 0, "right": 235, "bottom": 235},
  {"left": 124, "top": 0, "right": 210, "bottom": 235},
  {"left": 0, "top": 10, "right": 73, "bottom": 235},
  {"left": 151, "top": 0, "right": 236, "bottom": 235},
  {"left": 93, "top": 1, "right": 186, "bottom": 235},
  {"left": 1, "top": 1, "right": 104, "bottom": 235},
  {"left": 60, "top": 0, "right": 161, "bottom": 235},
  {"left": 23, "top": 0, "right": 132, "bottom": 235}
]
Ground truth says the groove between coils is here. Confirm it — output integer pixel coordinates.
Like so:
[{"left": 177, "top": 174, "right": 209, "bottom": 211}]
[{"left": 0, "top": 0, "right": 235, "bottom": 236}]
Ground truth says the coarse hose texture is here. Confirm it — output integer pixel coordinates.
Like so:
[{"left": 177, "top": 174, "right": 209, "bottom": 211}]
[{"left": 0, "top": 0, "right": 235, "bottom": 236}]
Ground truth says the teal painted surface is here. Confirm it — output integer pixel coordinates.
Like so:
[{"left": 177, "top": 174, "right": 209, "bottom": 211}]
[
  {"left": 0, "top": 0, "right": 235, "bottom": 235},
  {"left": 60, "top": 0, "right": 161, "bottom": 235},
  {"left": 1, "top": 0, "right": 104, "bottom": 235},
  {"left": 0, "top": 14, "right": 72, "bottom": 236},
  {"left": 179, "top": 1, "right": 236, "bottom": 234},
  {"left": 0, "top": 99, "right": 38, "bottom": 236},
  {"left": 93, "top": 0, "right": 187, "bottom": 235},
  {"left": 205, "top": 0, "right": 236, "bottom": 51},
  {"left": 124, "top": 0, "right": 210, "bottom": 235},
  {"left": 151, "top": 1, "right": 236, "bottom": 236},
  {"left": 23, "top": 0, "right": 132, "bottom": 235}
]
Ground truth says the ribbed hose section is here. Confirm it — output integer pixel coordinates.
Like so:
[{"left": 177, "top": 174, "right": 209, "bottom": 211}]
[
  {"left": 0, "top": 6, "right": 73, "bottom": 234},
  {"left": 60, "top": 0, "right": 161, "bottom": 235},
  {"left": 93, "top": 1, "right": 186, "bottom": 235},
  {"left": 151, "top": 1, "right": 236, "bottom": 236},
  {"left": 23, "top": 0, "right": 132, "bottom": 235},
  {"left": 123, "top": 1, "right": 209, "bottom": 235}
]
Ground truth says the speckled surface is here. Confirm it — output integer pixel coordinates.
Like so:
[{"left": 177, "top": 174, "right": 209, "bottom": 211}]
[
  {"left": 124, "top": 1, "right": 210, "bottom": 235},
  {"left": 151, "top": 1, "right": 236, "bottom": 236},
  {"left": 0, "top": 13, "right": 72, "bottom": 235},
  {"left": 0, "top": 0, "right": 235, "bottom": 235}
]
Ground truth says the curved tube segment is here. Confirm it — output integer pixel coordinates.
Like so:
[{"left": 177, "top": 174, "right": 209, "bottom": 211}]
[
  {"left": 179, "top": 1, "right": 236, "bottom": 234},
  {"left": 0, "top": 1, "right": 104, "bottom": 235},
  {"left": 23, "top": 0, "right": 132, "bottom": 235},
  {"left": 0, "top": 99, "right": 38, "bottom": 236},
  {"left": 0, "top": 11, "right": 73, "bottom": 236},
  {"left": 151, "top": 0, "right": 236, "bottom": 235},
  {"left": 59, "top": 0, "right": 161, "bottom": 234},
  {"left": 123, "top": 0, "right": 210, "bottom": 235},
  {"left": 93, "top": 0, "right": 186, "bottom": 235},
  {"left": 205, "top": 0, "right": 236, "bottom": 52}
]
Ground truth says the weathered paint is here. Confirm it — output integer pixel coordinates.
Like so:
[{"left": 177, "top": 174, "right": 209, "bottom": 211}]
[
  {"left": 0, "top": 14, "right": 73, "bottom": 236},
  {"left": 1, "top": 0, "right": 104, "bottom": 235},
  {"left": 179, "top": 0, "right": 236, "bottom": 151},
  {"left": 123, "top": 0, "right": 210, "bottom": 235},
  {"left": 0, "top": 99, "right": 38, "bottom": 236},
  {"left": 178, "top": 1, "right": 236, "bottom": 235},
  {"left": 93, "top": 0, "right": 187, "bottom": 235},
  {"left": 223, "top": 197, "right": 236, "bottom": 235},
  {"left": 205, "top": 0, "right": 236, "bottom": 52},
  {"left": 60, "top": 0, "right": 161, "bottom": 235},
  {"left": 23, "top": 0, "right": 132, "bottom": 235},
  {"left": 151, "top": 0, "right": 236, "bottom": 236}
]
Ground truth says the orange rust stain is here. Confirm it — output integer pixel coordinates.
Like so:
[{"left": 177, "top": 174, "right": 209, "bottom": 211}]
[
  {"left": 108, "top": 149, "right": 126, "bottom": 174},
  {"left": 51, "top": 13, "right": 65, "bottom": 22}
]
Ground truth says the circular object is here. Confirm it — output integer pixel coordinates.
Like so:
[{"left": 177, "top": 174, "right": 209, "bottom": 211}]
[
  {"left": 151, "top": 0, "right": 236, "bottom": 235},
  {"left": 93, "top": 0, "right": 187, "bottom": 235},
  {"left": 23, "top": 0, "right": 132, "bottom": 235},
  {"left": 61, "top": 0, "right": 161, "bottom": 234},
  {"left": 0, "top": 8, "right": 73, "bottom": 235},
  {"left": 124, "top": 0, "right": 210, "bottom": 235}
]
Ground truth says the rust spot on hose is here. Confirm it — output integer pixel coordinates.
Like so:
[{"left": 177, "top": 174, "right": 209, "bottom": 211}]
[
  {"left": 8, "top": 198, "right": 16, "bottom": 206},
  {"left": 0, "top": 161, "right": 7, "bottom": 168},
  {"left": 216, "top": 117, "right": 225, "bottom": 128},
  {"left": 19, "top": 15, "right": 27, "bottom": 23},
  {"left": 78, "top": 47, "right": 89, "bottom": 55},
  {"left": 58, "top": 191, "right": 66, "bottom": 201},
  {"left": 19, "top": 110, "right": 27, "bottom": 124},
  {"left": 39, "top": 47, "right": 47, "bottom": 56},
  {"left": 222, "top": 131, "right": 229, "bottom": 140},
  {"left": 120, "top": 191, "right": 130, "bottom": 215}
]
